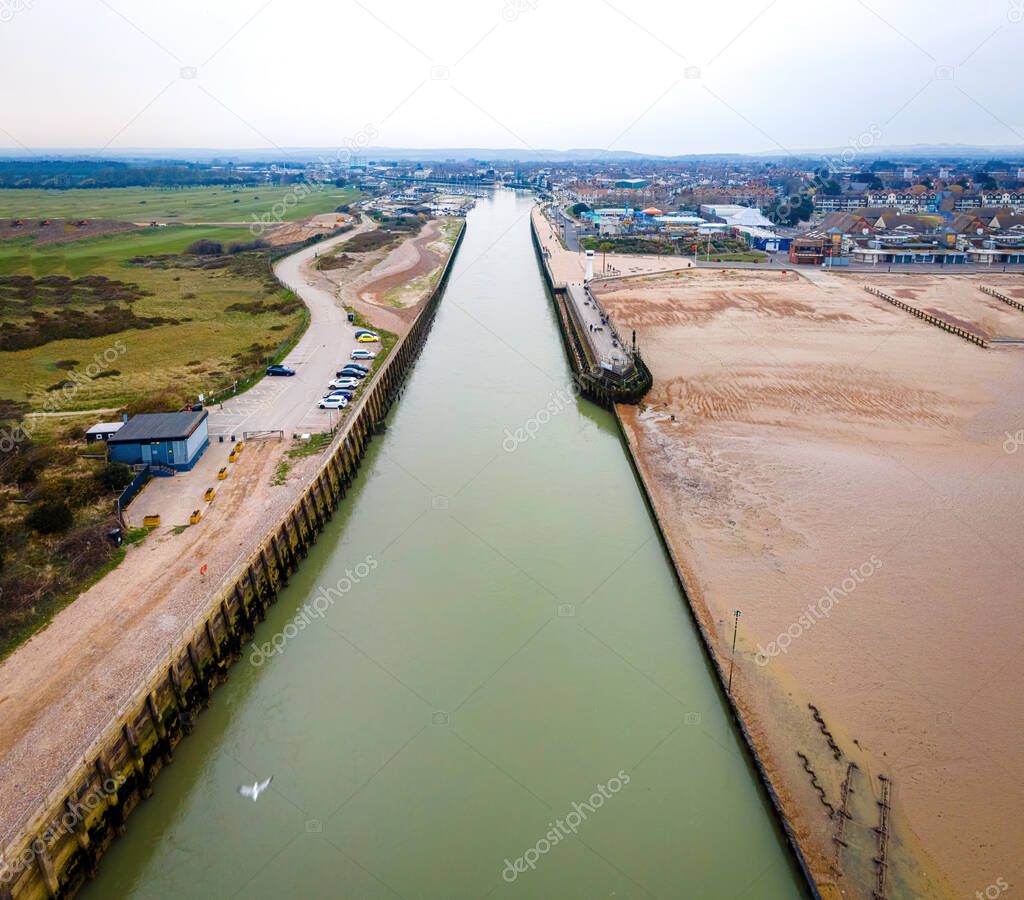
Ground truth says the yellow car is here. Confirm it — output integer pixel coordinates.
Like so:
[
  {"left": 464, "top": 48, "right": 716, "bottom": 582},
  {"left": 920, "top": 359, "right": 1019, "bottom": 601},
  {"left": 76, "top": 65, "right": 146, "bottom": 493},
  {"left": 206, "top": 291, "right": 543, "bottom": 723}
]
[{"left": 357, "top": 333, "right": 378, "bottom": 343}]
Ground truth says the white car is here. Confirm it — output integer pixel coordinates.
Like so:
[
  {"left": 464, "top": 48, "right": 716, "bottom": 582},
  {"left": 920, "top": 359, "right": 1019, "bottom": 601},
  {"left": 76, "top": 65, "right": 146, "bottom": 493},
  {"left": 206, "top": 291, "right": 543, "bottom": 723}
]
[
  {"left": 328, "top": 377, "right": 360, "bottom": 390},
  {"left": 319, "top": 396, "right": 348, "bottom": 410},
  {"left": 351, "top": 349, "right": 376, "bottom": 360}
]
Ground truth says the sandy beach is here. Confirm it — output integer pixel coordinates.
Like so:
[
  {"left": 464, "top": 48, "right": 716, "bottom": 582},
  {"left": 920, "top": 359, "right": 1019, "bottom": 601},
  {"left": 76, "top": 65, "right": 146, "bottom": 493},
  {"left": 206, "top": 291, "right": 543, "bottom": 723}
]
[{"left": 595, "top": 267, "right": 1024, "bottom": 898}]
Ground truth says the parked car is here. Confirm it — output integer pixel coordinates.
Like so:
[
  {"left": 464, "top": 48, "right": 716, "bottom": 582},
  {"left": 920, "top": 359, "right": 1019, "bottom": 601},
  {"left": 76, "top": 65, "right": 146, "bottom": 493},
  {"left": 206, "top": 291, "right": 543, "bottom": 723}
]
[
  {"left": 354, "top": 329, "right": 378, "bottom": 339},
  {"left": 357, "top": 334, "right": 378, "bottom": 343},
  {"left": 266, "top": 364, "right": 296, "bottom": 376},
  {"left": 351, "top": 349, "right": 376, "bottom": 360},
  {"left": 336, "top": 368, "right": 366, "bottom": 379},
  {"left": 323, "top": 389, "right": 354, "bottom": 400},
  {"left": 343, "top": 362, "right": 370, "bottom": 372},
  {"left": 328, "top": 377, "right": 360, "bottom": 389},
  {"left": 319, "top": 396, "right": 348, "bottom": 410}
]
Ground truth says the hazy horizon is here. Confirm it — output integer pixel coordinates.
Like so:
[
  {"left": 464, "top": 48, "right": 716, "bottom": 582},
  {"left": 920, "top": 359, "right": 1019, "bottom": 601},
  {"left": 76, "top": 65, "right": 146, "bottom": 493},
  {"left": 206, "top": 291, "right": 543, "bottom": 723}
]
[{"left": 1, "top": 0, "right": 1021, "bottom": 156}]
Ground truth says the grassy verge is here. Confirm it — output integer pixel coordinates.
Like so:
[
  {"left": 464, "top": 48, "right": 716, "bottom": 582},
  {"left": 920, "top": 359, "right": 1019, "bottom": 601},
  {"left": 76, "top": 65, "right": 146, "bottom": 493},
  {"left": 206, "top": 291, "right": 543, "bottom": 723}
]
[
  {"left": 288, "top": 432, "right": 331, "bottom": 459},
  {"left": 272, "top": 459, "right": 291, "bottom": 485}
]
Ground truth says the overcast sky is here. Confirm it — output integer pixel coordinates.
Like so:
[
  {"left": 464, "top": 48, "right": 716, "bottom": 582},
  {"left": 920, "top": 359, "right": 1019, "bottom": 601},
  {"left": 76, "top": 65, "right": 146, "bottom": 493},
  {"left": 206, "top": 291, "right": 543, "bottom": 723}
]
[{"left": 0, "top": 0, "right": 1021, "bottom": 155}]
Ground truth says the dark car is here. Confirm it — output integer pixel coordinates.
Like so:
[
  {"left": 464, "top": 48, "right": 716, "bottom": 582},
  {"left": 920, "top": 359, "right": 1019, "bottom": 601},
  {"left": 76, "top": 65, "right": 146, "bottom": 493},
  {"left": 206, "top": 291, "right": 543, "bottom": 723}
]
[
  {"left": 336, "top": 368, "right": 367, "bottom": 379},
  {"left": 344, "top": 363, "right": 370, "bottom": 373},
  {"left": 266, "top": 364, "right": 296, "bottom": 376}
]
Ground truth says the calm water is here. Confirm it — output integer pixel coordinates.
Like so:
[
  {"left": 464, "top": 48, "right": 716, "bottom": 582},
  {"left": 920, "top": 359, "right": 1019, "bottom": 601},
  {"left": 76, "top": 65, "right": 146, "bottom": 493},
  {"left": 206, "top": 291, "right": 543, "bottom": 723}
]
[{"left": 82, "top": 191, "right": 803, "bottom": 899}]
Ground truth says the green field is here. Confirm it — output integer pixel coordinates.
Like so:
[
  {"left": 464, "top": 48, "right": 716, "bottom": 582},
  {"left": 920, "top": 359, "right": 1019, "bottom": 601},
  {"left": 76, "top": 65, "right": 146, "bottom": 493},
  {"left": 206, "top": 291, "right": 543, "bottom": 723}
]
[
  {"left": 0, "top": 185, "right": 359, "bottom": 223},
  {"left": 0, "top": 223, "right": 306, "bottom": 410}
]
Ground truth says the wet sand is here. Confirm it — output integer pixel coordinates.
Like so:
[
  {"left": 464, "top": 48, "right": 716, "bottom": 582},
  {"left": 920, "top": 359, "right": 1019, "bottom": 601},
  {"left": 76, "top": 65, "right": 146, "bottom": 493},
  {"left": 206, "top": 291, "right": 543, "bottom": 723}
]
[
  {"left": 320, "top": 219, "right": 455, "bottom": 336},
  {"left": 596, "top": 268, "right": 1024, "bottom": 898}
]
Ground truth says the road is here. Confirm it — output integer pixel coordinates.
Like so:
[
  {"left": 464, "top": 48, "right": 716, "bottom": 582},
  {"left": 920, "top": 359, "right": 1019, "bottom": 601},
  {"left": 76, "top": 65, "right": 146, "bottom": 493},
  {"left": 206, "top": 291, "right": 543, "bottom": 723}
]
[
  {"left": 555, "top": 206, "right": 582, "bottom": 252},
  {"left": 208, "top": 222, "right": 375, "bottom": 441}
]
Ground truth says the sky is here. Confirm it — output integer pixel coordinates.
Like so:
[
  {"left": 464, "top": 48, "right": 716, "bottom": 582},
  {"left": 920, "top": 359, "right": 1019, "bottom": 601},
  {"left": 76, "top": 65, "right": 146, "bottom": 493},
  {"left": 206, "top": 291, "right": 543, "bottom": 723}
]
[{"left": 0, "top": 0, "right": 1021, "bottom": 156}]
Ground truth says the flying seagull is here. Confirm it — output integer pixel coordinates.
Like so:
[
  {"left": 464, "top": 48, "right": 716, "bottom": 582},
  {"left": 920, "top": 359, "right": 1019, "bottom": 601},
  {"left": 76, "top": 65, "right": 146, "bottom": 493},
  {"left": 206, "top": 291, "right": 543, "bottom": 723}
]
[{"left": 238, "top": 776, "right": 273, "bottom": 801}]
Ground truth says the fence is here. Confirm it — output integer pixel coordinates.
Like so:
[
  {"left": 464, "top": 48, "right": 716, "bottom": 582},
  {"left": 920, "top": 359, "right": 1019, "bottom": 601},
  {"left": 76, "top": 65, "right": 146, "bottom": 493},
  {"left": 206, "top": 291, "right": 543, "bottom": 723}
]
[{"left": 115, "top": 466, "right": 152, "bottom": 526}]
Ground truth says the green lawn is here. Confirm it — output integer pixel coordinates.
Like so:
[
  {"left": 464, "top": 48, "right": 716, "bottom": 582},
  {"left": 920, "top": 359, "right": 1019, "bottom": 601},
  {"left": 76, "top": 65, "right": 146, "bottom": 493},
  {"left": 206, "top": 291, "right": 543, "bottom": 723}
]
[{"left": 0, "top": 185, "right": 360, "bottom": 224}]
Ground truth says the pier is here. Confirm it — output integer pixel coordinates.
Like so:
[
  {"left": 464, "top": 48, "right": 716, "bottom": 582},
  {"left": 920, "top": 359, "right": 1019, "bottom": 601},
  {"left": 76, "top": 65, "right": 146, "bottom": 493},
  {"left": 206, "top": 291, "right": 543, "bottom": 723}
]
[{"left": 530, "top": 209, "right": 652, "bottom": 406}]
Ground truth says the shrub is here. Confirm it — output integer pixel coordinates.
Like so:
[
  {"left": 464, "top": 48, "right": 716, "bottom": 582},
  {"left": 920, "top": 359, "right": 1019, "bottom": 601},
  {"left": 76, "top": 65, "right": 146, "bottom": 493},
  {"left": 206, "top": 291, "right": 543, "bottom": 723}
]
[
  {"left": 186, "top": 239, "right": 223, "bottom": 256},
  {"left": 97, "top": 461, "right": 133, "bottom": 491},
  {"left": 26, "top": 500, "right": 73, "bottom": 534}
]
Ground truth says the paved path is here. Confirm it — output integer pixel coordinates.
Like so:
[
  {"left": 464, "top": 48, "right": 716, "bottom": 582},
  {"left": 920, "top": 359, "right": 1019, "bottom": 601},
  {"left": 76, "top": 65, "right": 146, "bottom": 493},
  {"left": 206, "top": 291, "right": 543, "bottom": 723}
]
[{"left": 209, "top": 221, "right": 376, "bottom": 439}]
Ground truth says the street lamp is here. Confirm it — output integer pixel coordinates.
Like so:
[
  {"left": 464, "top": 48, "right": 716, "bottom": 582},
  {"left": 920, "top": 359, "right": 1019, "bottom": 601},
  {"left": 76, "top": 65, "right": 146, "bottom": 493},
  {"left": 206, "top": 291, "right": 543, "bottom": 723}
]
[{"left": 728, "top": 609, "right": 741, "bottom": 694}]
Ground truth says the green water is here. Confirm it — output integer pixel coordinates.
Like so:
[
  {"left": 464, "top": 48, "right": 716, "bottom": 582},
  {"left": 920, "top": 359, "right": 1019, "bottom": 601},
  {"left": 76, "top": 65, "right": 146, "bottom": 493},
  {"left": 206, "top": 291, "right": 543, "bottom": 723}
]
[{"left": 81, "top": 191, "right": 804, "bottom": 899}]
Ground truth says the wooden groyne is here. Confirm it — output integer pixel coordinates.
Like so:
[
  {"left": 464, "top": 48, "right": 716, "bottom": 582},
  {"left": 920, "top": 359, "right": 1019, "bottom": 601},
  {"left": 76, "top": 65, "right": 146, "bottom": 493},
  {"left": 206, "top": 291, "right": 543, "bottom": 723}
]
[
  {"left": 530, "top": 211, "right": 652, "bottom": 407},
  {"left": 980, "top": 284, "right": 1024, "bottom": 313},
  {"left": 0, "top": 223, "right": 465, "bottom": 900},
  {"left": 864, "top": 285, "right": 989, "bottom": 347}
]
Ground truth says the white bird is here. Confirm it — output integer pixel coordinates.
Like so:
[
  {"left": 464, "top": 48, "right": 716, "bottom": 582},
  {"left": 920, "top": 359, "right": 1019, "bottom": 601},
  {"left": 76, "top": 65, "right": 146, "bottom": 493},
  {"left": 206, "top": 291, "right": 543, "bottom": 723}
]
[{"left": 238, "top": 776, "right": 273, "bottom": 801}]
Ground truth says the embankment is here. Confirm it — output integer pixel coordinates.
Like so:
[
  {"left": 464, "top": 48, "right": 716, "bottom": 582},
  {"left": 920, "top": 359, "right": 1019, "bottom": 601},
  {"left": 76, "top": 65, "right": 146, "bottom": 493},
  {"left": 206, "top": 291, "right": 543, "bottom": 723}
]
[{"left": 0, "top": 224, "right": 465, "bottom": 900}]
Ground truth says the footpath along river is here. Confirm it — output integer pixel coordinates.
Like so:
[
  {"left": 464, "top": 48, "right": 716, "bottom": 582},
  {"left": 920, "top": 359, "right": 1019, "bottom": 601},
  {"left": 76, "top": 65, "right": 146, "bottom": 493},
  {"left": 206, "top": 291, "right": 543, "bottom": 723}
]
[{"left": 81, "top": 190, "right": 804, "bottom": 899}]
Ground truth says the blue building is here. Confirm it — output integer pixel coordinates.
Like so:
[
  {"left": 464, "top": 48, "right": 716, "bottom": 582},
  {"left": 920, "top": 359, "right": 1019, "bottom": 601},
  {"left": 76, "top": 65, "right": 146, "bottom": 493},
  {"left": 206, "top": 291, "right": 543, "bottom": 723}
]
[{"left": 107, "top": 410, "right": 209, "bottom": 472}]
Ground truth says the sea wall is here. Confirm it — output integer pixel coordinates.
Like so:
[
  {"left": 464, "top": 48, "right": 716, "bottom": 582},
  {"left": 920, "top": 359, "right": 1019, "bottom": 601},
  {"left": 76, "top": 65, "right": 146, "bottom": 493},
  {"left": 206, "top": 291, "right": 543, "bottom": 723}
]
[{"left": 0, "top": 223, "right": 466, "bottom": 900}]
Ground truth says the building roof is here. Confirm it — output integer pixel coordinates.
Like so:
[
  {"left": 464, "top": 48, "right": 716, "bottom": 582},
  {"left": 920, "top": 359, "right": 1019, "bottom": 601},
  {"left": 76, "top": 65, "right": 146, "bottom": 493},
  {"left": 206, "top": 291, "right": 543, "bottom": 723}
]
[
  {"left": 108, "top": 410, "right": 208, "bottom": 444},
  {"left": 86, "top": 421, "right": 124, "bottom": 435}
]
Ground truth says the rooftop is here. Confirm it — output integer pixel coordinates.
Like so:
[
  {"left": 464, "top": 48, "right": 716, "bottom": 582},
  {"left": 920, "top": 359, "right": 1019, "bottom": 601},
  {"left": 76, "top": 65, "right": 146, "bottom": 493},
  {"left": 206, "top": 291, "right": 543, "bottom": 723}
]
[{"left": 108, "top": 410, "right": 208, "bottom": 444}]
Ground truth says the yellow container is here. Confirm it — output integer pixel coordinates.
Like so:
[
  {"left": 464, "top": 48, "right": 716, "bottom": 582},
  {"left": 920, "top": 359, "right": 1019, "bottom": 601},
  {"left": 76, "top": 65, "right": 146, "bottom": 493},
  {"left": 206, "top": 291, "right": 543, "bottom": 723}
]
[
  {"left": 204, "top": 487, "right": 216, "bottom": 502},
  {"left": 218, "top": 467, "right": 227, "bottom": 480},
  {"left": 228, "top": 452, "right": 238, "bottom": 463},
  {"left": 234, "top": 442, "right": 244, "bottom": 453},
  {"left": 189, "top": 509, "right": 202, "bottom": 525},
  {"left": 142, "top": 514, "right": 161, "bottom": 527}
]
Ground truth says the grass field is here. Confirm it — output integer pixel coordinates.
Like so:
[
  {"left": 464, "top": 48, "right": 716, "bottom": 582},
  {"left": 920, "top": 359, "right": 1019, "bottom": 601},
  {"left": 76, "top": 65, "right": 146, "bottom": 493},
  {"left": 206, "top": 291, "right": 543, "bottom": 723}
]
[
  {"left": 0, "top": 185, "right": 360, "bottom": 224},
  {"left": 0, "top": 224, "right": 305, "bottom": 410}
]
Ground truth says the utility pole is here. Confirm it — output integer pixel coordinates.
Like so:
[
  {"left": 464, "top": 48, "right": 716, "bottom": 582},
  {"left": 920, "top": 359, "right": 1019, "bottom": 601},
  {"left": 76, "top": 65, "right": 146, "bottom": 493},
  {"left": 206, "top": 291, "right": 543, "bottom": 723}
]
[{"left": 727, "top": 609, "right": 741, "bottom": 694}]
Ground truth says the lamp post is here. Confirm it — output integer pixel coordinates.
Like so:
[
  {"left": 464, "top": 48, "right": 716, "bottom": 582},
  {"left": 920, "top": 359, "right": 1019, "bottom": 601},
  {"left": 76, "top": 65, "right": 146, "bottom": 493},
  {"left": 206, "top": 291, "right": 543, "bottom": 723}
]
[{"left": 728, "top": 609, "right": 741, "bottom": 695}]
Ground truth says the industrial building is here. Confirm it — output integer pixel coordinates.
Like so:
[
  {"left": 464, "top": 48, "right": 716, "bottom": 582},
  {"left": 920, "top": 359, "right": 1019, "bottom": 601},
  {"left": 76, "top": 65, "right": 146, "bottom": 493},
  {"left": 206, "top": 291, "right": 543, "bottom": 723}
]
[{"left": 107, "top": 410, "right": 210, "bottom": 472}]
